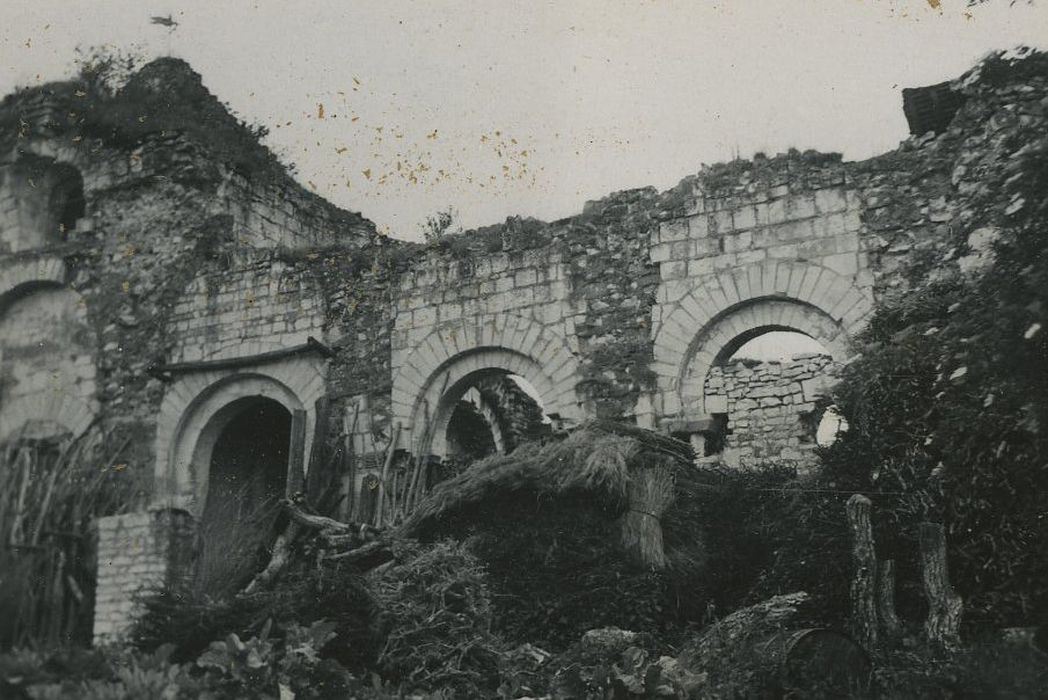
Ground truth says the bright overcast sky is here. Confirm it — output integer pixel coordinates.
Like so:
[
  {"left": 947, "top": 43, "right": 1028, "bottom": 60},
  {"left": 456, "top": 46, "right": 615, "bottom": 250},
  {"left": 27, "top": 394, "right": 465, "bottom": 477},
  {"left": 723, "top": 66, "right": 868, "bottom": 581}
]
[{"left": 2, "top": 1, "right": 1046, "bottom": 240}]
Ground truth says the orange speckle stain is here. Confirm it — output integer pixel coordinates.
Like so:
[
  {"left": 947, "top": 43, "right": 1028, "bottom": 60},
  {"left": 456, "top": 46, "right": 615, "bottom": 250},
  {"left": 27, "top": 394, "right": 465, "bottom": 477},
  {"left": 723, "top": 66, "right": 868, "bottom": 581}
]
[
  {"left": 926, "top": 0, "right": 940, "bottom": 8},
  {"left": 317, "top": 103, "right": 325, "bottom": 119}
]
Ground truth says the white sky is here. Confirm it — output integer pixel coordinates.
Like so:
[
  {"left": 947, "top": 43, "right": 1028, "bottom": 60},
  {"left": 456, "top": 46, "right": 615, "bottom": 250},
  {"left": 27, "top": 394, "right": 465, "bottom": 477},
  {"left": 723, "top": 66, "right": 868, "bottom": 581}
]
[{"left": 2, "top": 1, "right": 1046, "bottom": 241}]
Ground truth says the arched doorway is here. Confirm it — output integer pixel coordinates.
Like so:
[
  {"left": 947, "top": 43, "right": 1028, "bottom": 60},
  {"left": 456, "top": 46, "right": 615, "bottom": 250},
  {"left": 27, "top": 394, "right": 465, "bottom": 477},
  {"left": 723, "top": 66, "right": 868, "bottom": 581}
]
[{"left": 195, "top": 396, "right": 292, "bottom": 597}]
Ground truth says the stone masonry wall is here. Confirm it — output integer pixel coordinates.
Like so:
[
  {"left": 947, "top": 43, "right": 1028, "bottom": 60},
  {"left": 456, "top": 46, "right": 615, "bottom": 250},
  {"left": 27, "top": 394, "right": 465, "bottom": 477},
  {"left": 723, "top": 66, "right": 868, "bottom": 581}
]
[
  {"left": 166, "top": 256, "right": 325, "bottom": 364},
  {"left": 705, "top": 354, "right": 838, "bottom": 468},
  {"left": 92, "top": 508, "right": 195, "bottom": 644}
]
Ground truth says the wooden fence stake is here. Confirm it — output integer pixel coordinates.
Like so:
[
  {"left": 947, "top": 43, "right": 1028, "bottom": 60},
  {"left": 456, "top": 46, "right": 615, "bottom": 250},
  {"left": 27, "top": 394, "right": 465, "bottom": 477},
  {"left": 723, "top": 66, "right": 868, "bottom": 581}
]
[{"left": 374, "top": 422, "right": 401, "bottom": 528}]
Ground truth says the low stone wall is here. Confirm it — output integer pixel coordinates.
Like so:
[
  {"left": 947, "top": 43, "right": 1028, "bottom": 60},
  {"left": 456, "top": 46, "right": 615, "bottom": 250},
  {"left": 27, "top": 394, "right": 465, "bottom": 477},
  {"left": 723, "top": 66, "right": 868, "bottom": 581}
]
[
  {"left": 705, "top": 354, "right": 838, "bottom": 468},
  {"left": 92, "top": 508, "right": 196, "bottom": 645}
]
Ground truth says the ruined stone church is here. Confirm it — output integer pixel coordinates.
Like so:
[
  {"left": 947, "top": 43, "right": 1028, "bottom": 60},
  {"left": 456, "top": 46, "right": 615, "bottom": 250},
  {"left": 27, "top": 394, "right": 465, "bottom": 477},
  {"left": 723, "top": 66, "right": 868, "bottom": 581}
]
[{"left": 0, "top": 56, "right": 1028, "bottom": 641}]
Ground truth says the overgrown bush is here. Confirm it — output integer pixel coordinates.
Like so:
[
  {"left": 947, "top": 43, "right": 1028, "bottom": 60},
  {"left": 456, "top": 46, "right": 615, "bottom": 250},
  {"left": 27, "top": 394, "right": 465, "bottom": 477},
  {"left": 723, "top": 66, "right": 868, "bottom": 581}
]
[{"left": 819, "top": 49, "right": 1048, "bottom": 629}]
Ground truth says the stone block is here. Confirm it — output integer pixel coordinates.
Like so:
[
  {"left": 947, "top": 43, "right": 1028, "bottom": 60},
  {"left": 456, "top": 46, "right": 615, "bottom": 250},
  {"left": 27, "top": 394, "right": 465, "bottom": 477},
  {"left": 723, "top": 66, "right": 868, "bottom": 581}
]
[
  {"left": 687, "top": 214, "right": 709, "bottom": 237},
  {"left": 814, "top": 188, "right": 848, "bottom": 214},
  {"left": 659, "top": 218, "right": 689, "bottom": 243},
  {"left": 660, "top": 260, "right": 688, "bottom": 280},
  {"left": 823, "top": 252, "right": 859, "bottom": 277},
  {"left": 723, "top": 230, "right": 752, "bottom": 253},
  {"left": 514, "top": 269, "right": 538, "bottom": 287},
  {"left": 710, "top": 209, "right": 733, "bottom": 234},
  {"left": 733, "top": 206, "right": 757, "bottom": 231},
  {"left": 787, "top": 194, "right": 817, "bottom": 220},
  {"left": 705, "top": 394, "right": 728, "bottom": 413},
  {"left": 650, "top": 242, "right": 673, "bottom": 263}
]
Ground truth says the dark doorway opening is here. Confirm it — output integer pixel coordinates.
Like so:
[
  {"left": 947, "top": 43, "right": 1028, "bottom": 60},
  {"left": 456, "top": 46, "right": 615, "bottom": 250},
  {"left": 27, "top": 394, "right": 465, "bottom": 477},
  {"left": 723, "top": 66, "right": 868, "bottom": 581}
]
[
  {"left": 197, "top": 397, "right": 291, "bottom": 597},
  {"left": 445, "top": 399, "right": 499, "bottom": 463}
]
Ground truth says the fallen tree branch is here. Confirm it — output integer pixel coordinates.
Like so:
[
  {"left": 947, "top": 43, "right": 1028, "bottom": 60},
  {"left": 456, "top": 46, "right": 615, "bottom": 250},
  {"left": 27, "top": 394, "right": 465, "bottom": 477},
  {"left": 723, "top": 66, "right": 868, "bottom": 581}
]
[
  {"left": 241, "top": 522, "right": 301, "bottom": 596},
  {"left": 323, "top": 540, "right": 388, "bottom": 562},
  {"left": 283, "top": 499, "right": 353, "bottom": 534}
]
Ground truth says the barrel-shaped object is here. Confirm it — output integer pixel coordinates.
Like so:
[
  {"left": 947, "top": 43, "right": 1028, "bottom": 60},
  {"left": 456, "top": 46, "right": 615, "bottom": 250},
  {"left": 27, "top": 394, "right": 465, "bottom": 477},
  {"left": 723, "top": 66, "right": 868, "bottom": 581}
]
[{"left": 753, "top": 628, "right": 871, "bottom": 696}]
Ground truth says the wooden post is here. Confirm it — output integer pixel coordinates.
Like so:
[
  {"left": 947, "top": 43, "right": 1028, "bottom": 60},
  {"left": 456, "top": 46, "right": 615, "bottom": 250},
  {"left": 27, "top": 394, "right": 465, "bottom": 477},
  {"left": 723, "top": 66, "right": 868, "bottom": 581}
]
[
  {"left": 845, "top": 494, "right": 878, "bottom": 650},
  {"left": 876, "top": 559, "right": 903, "bottom": 638},
  {"left": 340, "top": 401, "right": 361, "bottom": 521},
  {"left": 918, "top": 522, "right": 963, "bottom": 646},
  {"left": 304, "top": 397, "right": 330, "bottom": 505},
  {"left": 286, "top": 409, "right": 308, "bottom": 497},
  {"left": 374, "top": 422, "right": 401, "bottom": 527}
]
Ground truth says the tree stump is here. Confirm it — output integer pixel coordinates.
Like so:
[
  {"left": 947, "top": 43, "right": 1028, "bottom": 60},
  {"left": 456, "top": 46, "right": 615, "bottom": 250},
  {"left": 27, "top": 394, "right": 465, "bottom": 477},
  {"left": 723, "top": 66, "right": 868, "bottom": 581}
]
[
  {"left": 877, "top": 559, "right": 903, "bottom": 638},
  {"left": 845, "top": 494, "right": 878, "bottom": 650},
  {"left": 919, "top": 522, "right": 963, "bottom": 646}
]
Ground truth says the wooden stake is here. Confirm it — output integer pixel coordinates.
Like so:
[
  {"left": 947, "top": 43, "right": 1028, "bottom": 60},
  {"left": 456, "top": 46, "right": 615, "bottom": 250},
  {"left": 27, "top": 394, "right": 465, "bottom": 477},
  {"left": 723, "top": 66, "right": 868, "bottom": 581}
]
[
  {"left": 286, "top": 409, "right": 307, "bottom": 497},
  {"left": 846, "top": 494, "right": 878, "bottom": 650},
  {"left": 919, "top": 522, "right": 963, "bottom": 646},
  {"left": 374, "top": 422, "right": 401, "bottom": 527},
  {"left": 341, "top": 401, "right": 361, "bottom": 521}
]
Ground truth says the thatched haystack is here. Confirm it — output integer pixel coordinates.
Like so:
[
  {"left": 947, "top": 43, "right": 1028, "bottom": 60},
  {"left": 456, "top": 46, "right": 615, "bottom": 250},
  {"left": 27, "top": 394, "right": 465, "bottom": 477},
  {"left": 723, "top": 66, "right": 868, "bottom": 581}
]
[{"left": 398, "top": 421, "right": 710, "bottom": 649}]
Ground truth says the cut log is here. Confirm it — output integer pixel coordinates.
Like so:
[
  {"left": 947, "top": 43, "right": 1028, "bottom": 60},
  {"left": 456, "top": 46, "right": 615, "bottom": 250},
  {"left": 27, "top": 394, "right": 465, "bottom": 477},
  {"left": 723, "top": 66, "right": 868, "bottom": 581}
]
[
  {"left": 845, "top": 494, "right": 878, "bottom": 650},
  {"left": 919, "top": 521, "right": 963, "bottom": 646}
]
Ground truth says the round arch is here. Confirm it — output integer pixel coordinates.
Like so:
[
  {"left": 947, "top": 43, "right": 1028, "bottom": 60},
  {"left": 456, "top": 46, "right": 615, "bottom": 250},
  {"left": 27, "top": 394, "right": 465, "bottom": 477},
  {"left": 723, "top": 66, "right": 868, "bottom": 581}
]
[
  {"left": 652, "top": 261, "right": 873, "bottom": 419},
  {"left": 0, "top": 277, "right": 96, "bottom": 442},
  {"left": 391, "top": 313, "right": 580, "bottom": 454},
  {"left": 679, "top": 298, "right": 847, "bottom": 416},
  {"left": 153, "top": 356, "right": 326, "bottom": 513},
  {"left": 162, "top": 373, "right": 302, "bottom": 516},
  {"left": 0, "top": 256, "right": 67, "bottom": 301},
  {"left": 408, "top": 348, "right": 565, "bottom": 458}
]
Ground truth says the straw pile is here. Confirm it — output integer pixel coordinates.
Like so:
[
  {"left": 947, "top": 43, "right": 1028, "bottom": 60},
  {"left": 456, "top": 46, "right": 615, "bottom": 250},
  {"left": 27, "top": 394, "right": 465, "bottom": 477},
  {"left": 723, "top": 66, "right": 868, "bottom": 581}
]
[{"left": 400, "top": 421, "right": 695, "bottom": 571}]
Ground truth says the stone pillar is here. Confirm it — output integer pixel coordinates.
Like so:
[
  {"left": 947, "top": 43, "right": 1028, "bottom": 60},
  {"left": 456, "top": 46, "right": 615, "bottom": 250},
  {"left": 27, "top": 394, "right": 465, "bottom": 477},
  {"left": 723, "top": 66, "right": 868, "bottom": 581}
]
[{"left": 92, "top": 508, "right": 196, "bottom": 645}]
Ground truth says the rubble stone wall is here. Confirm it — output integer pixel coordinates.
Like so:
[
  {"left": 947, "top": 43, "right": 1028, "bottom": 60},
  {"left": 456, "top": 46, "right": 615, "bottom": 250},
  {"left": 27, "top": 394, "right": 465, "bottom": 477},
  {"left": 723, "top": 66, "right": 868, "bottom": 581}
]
[{"left": 705, "top": 354, "right": 838, "bottom": 468}]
